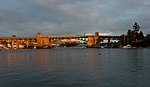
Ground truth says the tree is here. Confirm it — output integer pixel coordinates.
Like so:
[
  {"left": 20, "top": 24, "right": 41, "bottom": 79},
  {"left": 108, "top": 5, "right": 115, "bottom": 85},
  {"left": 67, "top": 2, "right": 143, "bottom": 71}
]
[{"left": 138, "top": 31, "right": 144, "bottom": 40}]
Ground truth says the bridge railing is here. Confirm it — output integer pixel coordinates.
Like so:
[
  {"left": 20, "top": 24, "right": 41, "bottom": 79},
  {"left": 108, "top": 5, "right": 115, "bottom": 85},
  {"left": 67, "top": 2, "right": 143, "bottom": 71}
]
[
  {"left": 0, "top": 35, "right": 120, "bottom": 40},
  {"left": 0, "top": 36, "right": 35, "bottom": 39},
  {"left": 48, "top": 35, "right": 91, "bottom": 38}
]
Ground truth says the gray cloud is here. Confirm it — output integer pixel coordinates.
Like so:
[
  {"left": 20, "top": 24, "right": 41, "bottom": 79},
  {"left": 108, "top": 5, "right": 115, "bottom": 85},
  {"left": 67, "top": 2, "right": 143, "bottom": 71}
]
[{"left": 0, "top": 0, "right": 150, "bottom": 36}]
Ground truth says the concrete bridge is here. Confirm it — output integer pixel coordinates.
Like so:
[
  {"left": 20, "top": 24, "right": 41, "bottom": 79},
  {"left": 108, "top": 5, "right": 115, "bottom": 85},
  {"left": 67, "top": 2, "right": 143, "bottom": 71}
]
[{"left": 0, "top": 32, "right": 120, "bottom": 49}]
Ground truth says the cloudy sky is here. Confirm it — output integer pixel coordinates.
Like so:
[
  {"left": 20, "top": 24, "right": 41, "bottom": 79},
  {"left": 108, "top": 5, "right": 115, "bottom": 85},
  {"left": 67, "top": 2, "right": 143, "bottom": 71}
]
[{"left": 0, "top": 0, "right": 150, "bottom": 36}]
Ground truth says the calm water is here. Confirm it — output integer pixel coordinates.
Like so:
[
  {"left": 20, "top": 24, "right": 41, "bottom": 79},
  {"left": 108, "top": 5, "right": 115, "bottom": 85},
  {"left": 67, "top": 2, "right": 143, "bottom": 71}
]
[{"left": 0, "top": 48, "right": 150, "bottom": 87}]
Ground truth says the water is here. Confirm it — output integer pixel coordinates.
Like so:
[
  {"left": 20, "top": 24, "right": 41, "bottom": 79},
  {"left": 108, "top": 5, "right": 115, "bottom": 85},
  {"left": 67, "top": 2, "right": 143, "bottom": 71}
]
[{"left": 0, "top": 48, "right": 150, "bottom": 87}]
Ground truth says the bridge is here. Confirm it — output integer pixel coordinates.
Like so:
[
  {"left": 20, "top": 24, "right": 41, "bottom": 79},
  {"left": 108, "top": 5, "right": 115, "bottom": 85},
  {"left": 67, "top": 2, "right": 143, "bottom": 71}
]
[{"left": 0, "top": 32, "right": 120, "bottom": 49}]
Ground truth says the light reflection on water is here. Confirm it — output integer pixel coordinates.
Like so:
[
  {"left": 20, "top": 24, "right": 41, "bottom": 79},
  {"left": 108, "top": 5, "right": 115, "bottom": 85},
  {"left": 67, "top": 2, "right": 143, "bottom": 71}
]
[{"left": 0, "top": 48, "right": 150, "bottom": 87}]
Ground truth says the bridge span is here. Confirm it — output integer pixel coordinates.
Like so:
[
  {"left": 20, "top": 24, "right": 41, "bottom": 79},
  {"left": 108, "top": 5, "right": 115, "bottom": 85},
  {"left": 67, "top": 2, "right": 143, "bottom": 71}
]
[{"left": 0, "top": 32, "right": 120, "bottom": 49}]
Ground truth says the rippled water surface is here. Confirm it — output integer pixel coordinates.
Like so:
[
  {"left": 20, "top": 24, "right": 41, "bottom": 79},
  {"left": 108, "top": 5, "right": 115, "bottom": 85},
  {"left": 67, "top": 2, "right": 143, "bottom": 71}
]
[{"left": 0, "top": 48, "right": 150, "bottom": 87}]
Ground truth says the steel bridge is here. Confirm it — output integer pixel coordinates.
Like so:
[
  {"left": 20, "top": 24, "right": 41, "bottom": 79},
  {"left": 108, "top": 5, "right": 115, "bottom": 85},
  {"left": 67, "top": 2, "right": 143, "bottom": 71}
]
[{"left": 0, "top": 32, "right": 121, "bottom": 49}]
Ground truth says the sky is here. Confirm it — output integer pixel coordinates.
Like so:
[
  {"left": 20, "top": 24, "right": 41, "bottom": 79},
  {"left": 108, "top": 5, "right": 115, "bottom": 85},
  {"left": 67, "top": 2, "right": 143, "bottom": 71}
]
[{"left": 0, "top": 0, "right": 150, "bottom": 36}]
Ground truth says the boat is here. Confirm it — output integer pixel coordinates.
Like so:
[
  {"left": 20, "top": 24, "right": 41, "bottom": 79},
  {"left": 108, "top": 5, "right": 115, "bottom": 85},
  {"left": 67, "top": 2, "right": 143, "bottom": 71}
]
[{"left": 122, "top": 44, "right": 132, "bottom": 48}]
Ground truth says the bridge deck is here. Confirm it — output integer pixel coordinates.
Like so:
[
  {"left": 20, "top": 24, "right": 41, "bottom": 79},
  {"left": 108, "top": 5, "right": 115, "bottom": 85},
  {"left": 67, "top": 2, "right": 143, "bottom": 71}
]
[{"left": 0, "top": 35, "right": 120, "bottom": 39}]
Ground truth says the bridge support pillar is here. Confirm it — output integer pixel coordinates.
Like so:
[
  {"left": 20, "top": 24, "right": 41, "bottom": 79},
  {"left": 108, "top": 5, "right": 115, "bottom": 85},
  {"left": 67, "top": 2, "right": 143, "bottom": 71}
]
[
  {"left": 11, "top": 41, "right": 14, "bottom": 49},
  {"left": 108, "top": 36, "right": 110, "bottom": 45},
  {"left": 87, "top": 32, "right": 101, "bottom": 48},
  {"left": 26, "top": 41, "right": 29, "bottom": 49},
  {"left": 11, "top": 41, "right": 19, "bottom": 49},
  {"left": 36, "top": 32, "right": 52, "bottom": 48}
]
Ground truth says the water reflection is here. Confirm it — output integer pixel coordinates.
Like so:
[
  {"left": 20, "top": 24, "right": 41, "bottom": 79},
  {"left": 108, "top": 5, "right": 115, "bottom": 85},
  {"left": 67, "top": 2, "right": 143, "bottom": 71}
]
[
  {"left": 129, "top": 49, "right": 143, "bottom": 73},
  {"left": 0, "top": 48, "right": 150, "bottom": 87}
]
